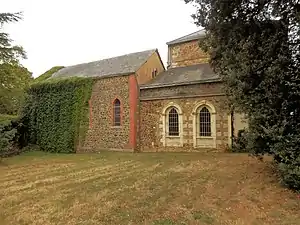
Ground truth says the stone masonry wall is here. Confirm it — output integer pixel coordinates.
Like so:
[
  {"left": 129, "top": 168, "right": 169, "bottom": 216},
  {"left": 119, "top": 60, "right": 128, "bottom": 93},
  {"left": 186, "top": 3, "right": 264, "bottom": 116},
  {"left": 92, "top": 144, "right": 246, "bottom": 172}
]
[
  {"left": 139, "top": 83, "right": 229, "bottom": 152},
  {"left": 80, "top": 75, "right": 132, "bottom": 152},
  {"left": 169, "top": 40, "right": 209, "bottom": 68}
]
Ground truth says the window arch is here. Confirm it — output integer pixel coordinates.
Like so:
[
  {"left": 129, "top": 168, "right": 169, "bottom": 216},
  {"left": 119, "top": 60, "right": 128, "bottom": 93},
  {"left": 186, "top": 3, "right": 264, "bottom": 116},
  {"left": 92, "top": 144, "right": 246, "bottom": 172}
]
[
  {"left": 192, "top": 101, "right": 217, "bottom": 148},
  {"left": 113, "top": 99, "right": 121, "bottom": 126},
  {"left": 161, "top": 103, "right": 183, "bottom": 147},
  {"left": 199, "top": 107, "right": 211, "bottom": 136},
  {"left": 168, "top": 107, "right": 179, "bottom": 136}
]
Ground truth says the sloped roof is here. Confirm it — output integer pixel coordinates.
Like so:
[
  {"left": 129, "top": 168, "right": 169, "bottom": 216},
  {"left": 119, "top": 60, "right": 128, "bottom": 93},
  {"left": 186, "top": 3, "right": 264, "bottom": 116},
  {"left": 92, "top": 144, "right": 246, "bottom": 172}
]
[
  {"left": 166, "top": 29, "right": 206, "bottom": 46},
  {"left": 140, "top": 64, "right": 220, "bottom": 89},
  {"left": 51, "top": 49, "right": 157, "bottom": 79}
]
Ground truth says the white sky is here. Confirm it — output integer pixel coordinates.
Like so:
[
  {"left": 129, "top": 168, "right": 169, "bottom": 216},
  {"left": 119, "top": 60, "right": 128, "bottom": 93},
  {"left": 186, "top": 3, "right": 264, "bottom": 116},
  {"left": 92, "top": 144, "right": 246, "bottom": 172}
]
[{"left": 2, "top": 0, "right": 199, "bottom": 77}]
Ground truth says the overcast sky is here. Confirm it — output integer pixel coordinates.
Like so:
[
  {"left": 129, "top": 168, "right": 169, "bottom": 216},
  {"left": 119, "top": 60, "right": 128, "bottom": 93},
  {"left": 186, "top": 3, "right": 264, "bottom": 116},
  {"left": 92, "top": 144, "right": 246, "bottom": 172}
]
[{"left": 2, "top": 0, "right": 199, "bottom": 77}]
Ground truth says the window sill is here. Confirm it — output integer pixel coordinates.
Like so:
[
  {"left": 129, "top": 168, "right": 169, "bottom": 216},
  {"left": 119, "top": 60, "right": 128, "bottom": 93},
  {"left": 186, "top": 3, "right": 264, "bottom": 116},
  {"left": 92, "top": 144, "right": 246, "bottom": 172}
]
[
  {"left": 166, "top": 136, "right": 180, "bottom": 138},
  {"left": 111, "top": 126, "right": 122, "bottom": 129},
  {"left": 197, "top": 136, "right": 213, "bottom": 139}
]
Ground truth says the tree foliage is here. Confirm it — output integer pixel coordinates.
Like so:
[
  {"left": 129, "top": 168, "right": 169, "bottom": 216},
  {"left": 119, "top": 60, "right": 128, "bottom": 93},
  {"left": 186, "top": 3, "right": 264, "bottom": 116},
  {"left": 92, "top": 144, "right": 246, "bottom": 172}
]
[
  {"left": 22, "top": 78, "right": 93, "bottom": 153},
  {"left": 0, "top": 63, "right": 33, "bottom": 114},
  {"left": 185, "top": 0, "right": 300, "bottom": 190},
  {"left": 0, "top": 12, "right": 26, "bottom": 63},
  {"left": 0, "top": 12, "right": 30, "bottom": 157},
  {"left": 0, "top": 12, "right": 31, "bottom": 115}
]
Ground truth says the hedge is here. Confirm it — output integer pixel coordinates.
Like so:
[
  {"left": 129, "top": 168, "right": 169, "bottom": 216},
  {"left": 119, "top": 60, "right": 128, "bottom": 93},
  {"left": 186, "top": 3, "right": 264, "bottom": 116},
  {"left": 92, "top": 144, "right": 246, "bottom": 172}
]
[{"left": 22, "top": 77, "right": 93, "bottom": 153}]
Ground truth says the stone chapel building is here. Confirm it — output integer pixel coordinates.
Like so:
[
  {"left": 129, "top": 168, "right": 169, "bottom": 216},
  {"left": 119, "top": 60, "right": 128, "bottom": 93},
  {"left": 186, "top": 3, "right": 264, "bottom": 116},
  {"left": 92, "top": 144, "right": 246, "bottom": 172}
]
[{"left": 51, "top": 30, "right": 246, "bottom": 152}]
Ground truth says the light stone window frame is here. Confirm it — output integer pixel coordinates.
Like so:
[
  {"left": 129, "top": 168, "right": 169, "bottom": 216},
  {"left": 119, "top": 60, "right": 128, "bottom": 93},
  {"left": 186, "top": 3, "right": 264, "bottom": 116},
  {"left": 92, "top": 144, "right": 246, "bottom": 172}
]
[
  {"left": 161, "top": 102, "right": 184, "bottom": 147},
  {"left": 192, "top": 100, "right": 217, "bottom": 148}
]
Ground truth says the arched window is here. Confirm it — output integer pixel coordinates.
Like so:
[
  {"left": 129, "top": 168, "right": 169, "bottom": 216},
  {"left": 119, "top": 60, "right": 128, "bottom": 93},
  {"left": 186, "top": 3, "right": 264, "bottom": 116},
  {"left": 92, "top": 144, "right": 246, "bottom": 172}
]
[
  {"left": 199, "top": 107, "right": 211, "bottom": 136},
  {"left": 192, "top": 101, "right": 216, "bottom": 148},
  {"left": 168, "top": 107, "right": 179, "bottom": 136},
  {"left": 113, "top": 99, "right": 121, "bottom": 126},
  {"left": 161, "top": 103, "right": 183, "bottom": 147}
]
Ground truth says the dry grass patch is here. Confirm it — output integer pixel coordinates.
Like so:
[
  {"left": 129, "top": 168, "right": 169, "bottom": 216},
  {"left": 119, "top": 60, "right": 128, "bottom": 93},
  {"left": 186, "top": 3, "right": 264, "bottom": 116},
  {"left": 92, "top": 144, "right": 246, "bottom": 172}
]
[{"left": 0, "top": 151, "right": 299, "bottom": 225}]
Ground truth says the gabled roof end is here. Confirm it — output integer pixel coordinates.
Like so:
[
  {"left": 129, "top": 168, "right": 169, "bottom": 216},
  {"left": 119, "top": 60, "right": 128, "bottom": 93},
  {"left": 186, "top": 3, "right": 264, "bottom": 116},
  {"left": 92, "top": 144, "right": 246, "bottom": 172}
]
[{"left": 166, "top": 29, "right": 206, "bottom": 46}]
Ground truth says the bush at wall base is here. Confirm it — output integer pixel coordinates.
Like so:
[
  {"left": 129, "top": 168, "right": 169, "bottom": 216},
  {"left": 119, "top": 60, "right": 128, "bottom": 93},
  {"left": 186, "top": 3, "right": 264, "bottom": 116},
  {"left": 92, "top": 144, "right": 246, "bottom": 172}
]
[
  {"left": 231, "top": 129, "right": 249, "bottom": 153},
  {"left": 0, "top": 116, "right": 27, "bottom": 158}
]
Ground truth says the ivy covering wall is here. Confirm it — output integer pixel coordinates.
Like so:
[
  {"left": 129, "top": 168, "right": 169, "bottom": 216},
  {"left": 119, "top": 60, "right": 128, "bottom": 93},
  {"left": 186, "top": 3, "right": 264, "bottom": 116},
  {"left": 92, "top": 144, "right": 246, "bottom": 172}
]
[
  {"left": 22, "top": 77, "right": 93, "bottom": 153},
  {"left": 34, "top": 66, "right": 64, "bottom": 83}
]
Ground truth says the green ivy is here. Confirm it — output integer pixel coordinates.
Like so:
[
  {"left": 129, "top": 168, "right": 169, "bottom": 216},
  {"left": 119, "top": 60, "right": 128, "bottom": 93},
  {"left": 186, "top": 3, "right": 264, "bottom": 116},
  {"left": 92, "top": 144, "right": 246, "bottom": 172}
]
[
  {"left": 0, "top": 114, "right": 18, "bottom": 124},
  {"left": 34, "top": 66, "right": 64, "bottom": 83},
  {"left": 22, "top": 77, "right": 93, "bottom": 153}
]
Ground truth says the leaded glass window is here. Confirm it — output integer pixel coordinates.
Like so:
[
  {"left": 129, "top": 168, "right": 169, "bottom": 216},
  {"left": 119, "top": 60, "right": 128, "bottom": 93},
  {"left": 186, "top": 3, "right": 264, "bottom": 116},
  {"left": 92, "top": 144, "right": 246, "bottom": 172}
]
[
  {"left": 168, "top": 108, "right": 179, "bottom": 136},
  {"left": 199, "top": 107, "right": 211, "bottom": 136}
]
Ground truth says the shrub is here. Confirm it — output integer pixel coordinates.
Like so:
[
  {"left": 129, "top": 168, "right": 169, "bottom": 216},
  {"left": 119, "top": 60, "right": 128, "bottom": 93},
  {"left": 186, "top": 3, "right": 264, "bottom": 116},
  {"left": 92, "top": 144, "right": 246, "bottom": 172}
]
[
  {"left": 268, "top": 134, "right": 300, "bottom": 191},
  {"left": 277, "top": 163, "right": 300, "bottom": 191},
  {"left": 0, "top": 122, "right": 17, "bottom": 157},
  {"left": 22, "top": 77, "right": 93, "bottom": 153},
  {"left": 0, "top": 116, "right": 26, "bottom": 158},
  {"left": 231, "top": 129, "right": 249, "bottom": 153}
]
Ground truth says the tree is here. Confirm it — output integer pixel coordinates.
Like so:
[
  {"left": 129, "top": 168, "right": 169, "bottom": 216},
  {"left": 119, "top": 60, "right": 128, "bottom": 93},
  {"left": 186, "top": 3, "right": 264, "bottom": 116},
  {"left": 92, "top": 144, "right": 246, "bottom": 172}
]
[
  {"left": 185, "top": 0, "right": 300, "bottom": 190},
  {"left": 0, "top": 63, "right": 32, "bottom": 114},
  {"left": 0, "top": 12, "right": 26, "bottom": 63},
  {"left": 0, "top": 12, "right": 32, "bottom": 115}
]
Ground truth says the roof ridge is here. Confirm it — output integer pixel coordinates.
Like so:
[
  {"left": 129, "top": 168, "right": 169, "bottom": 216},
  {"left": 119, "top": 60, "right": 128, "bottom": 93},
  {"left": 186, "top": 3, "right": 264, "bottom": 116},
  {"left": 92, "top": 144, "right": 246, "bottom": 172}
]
[
  {"left": 106, "top": 48, "right": 156, "bottom": 59},
  {"left": 134, "top": 48, "right": 166, "bottom": 72},
  {"left": 166, "top": 29, "right": 206, "bottom": 45},
  {"left": 50, "top": 49, "right": 158, "bottom": 79},
  {"left": 169, "top": 30, "right": 204, "bottom": 42},
  {"left": 68, "top": 49, "right": 157, "bottom": 68}
]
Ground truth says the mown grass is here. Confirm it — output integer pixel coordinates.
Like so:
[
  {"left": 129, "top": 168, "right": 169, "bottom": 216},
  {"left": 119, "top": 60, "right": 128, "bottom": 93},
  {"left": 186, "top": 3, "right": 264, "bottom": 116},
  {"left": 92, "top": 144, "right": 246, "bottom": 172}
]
[{"left": 0, "top": 151, "right": 299, "bottom": 225}]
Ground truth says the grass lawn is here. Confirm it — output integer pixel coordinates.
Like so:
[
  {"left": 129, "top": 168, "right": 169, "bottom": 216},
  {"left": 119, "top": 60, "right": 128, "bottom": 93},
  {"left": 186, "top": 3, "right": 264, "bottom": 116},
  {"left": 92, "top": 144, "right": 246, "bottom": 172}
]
[{"left": 0, "top": 152, "right": 299, "bottom": 225}]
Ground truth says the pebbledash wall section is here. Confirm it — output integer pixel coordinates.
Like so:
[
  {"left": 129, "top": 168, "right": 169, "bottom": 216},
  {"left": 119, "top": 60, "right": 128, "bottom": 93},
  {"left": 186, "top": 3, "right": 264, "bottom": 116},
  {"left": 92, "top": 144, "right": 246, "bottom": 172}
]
[
  {"left": 168, "top": 40, "right": 209, "bottom": 68},
  {"left": 139, "top": 82, "right": 231, "bottom": 152},
  {"left": 80, "top": 74, "right": 138, "bottom": 152}
]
